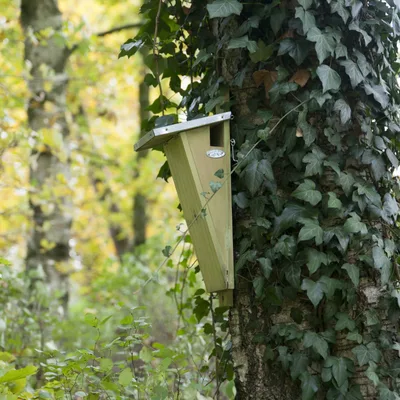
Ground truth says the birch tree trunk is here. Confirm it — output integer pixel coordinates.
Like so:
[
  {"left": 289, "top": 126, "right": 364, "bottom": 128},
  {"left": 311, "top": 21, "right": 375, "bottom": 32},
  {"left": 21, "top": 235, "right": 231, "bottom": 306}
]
[{"left": 21, "top": 0, "right": 72, "bottom": 314}]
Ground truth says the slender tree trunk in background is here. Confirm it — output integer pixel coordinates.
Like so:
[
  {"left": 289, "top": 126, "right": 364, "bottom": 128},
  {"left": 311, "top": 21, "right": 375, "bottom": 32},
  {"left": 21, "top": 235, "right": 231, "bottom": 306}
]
[
  {"left": 132, "top": 53, "right": 150, "bottom": 249},
  {"left": 21, "top": 0, "right": 72, "bottom": 314},
  {"left": 73, "top": 105, "right": 130, "bottom": 262}
]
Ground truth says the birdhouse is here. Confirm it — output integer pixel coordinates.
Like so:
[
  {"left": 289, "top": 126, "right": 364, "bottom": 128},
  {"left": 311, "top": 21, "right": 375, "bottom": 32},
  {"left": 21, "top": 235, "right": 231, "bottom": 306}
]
[{"left": 134, "top": 112, "right": 234, "bottom": 306}]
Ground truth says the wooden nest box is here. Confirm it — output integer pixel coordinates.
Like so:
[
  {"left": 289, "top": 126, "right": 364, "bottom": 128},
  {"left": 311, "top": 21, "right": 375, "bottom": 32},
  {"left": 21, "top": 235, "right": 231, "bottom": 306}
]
[{"left": 134, "top": 113, "right": 234, "bottom": 306}]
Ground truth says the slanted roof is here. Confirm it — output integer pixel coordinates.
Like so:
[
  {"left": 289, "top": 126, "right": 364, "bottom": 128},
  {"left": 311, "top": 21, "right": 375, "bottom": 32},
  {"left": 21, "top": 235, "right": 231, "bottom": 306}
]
[{"left": 134, "top": 112, "right": 231, "bottom": 151}]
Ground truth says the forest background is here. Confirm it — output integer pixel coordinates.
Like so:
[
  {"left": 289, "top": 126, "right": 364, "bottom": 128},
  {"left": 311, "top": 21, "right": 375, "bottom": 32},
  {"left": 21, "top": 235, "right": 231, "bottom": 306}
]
[
  {"left": 0, "top": 0, "right": 232, "bottom": 399},
  {"left": 3, "top": 0, "right": 400, "bottom": 398}
]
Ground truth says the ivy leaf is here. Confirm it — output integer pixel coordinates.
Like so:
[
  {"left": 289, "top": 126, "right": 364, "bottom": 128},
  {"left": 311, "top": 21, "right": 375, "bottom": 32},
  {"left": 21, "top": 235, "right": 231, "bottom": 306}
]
[
  {"left": 209, "top": 181, "right": 222, "bottom": 193},
  {"left": 365, "top": 310, "right": 379, "bottom": 326},
  {"left": 354, "top": 50, "right": 371, "bottom": 76},
  {"left": 333, "top": 228, "right": 350, "bottom": 252},
  {"left": 253, "top": 276, "right": 265, "bottom": 297},
  {"left": 347, "top": 331, "right": 363, "bottom": 344},
  {"left": 275, "top": 235, "right": 297, "bottom": 258},
  {"left": 383, "top": 193, "right": 399, "bottom": 220},
  {"left": 330, "top": 0, "right": 350, "bottom": 23},
  {"left": 352, "top": 343, "right": 381, "bottom": 366},
  {"left": 303, "top": 149, "right": 326, "bottom": 176},
  {"left": 307, "top": 28, "right": 336, "bottom": 63},
  {"left": 284, "top": 263, "right": 301, "bottom": 288},
  {"left": 299, "top": 221, "right": 323, "bottom": 245},
  {"left": 331, "top": 357, "right": 349, "bottom": 387},
  {"left": 366, "top": 362, "right": 380, "bottom": 386},
  {"left": 258, "top": 258, "right": 272, "bottom": 278},
  {"left": 342, "top": 263, "right": 359, "bottom": 287},
  {"left": 327, "top": 192, "right": 342, "bottom": 209},
  {"left": 119, "top": 39, "right": 144, "bottom": 58},
  {"left": 278, "top": 346, "right": 291, "bottom": 370},
  {"left": 214, "top": 169, "right": 224, "bottom": 179},
  {"left": 386, "top": 148, "right": 399, "bottom": 167},
  {"left": 270, "top": 8, "right": 287, "bottom": 35},
  {"left": 344, "top": 213, "right": 368, "bottom": 235},
  {"left": 339, "top": 172, "right": 355, "bottom": 196},
  {"left": 306, "top": 248, "right": 327, "bottom": 274},
  {"left": 339, "top": 60, "right": 363, "bottom": 88},
  {"left": 300, "top": 373, "right": 320, "bottom": 400},
  {"left": 335, "top": 42, "right": 348, "bottom": 59},
  {"left": 278, "top": 39, "right": 310, "bottom": 65},
  {"left": 319, "top": 276, "right": 343, "bottom": 299},
  {"left": 372, "top": 246, "right": 391, "bottom": 285},
  {"left": 193, "top": 49, "right": 211, "bottom": 67},
  {"left": 311, "top": 90, "right": 332, "bottom": 107},
  {"left": 356, "top": 182, "right": 381, "bottom": 207},
  {"left": 228, "top": 35, "right": 257, "bottom": 53},
  {"left": 205, "top": 96, "right": 226, "bottom": 113},
  {"left": 301, "top": 278, "right": 324, "bottom": 306},
  {"left": 250, "top": 40, "right": 274, "bottom": 63},
  {"left": 242, "top": 159, "right": 274, "bottom": 195},
  {"left": 350, "top": 1, "right": 363, "bottom": 18},
  {"left": 295, "top": 7, "right": 316, "bottom": 34},
  {"left": 379, "top": 386, "right": 398, "bottom": 400},
  {"left": 364, "top": 82, "right": 389, "bottom": 108},
  {"left": 292, "top": 179, "right": 322, "bottom": 206},
  {"left": 291, "top": 352, "right": 309, "bottom": 379},
  {"left": 304, "top": 331, "right": 329, "bottom": 359},
  {"left": 316, "top": 65, "right": 341, "bottom": 93},
  {"left": 298, "top": 0, "right": 313, "bottom": 9},
  {"left": 335, "top": 312, "right": 356, "bottom": 331},
  {"left": 298, "top": 121, "right": 317, "bottom": 147},
  {"left": 349, "top": 21, "right": 372, "bottom": 45},
  {"left": 289, "top": 69, "right": 311, "bottom": 87},
  {"left": 207, "top": 0, "right": 243, "bottom": 18},
  {"left": 333, "top": 99, "right": 351, "bottom": 124},
  {"left": 274, "top": 202, "right": 317, "bottom": 235},
  {"left": 370, "top": 156, "right": 386, "bottom": 181}
]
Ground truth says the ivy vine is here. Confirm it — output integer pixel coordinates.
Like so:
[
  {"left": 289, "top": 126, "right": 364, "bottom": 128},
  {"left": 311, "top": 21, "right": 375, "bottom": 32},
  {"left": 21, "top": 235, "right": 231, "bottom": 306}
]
[{"left": 120, "top": 0, "right": 400, "bottom": 398}]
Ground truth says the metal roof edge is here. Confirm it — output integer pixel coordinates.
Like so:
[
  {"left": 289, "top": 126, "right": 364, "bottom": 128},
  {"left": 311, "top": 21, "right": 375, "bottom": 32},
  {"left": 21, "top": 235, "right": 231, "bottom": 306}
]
[{"left": 134, "top": 112, "right": 231, "bottom": 152}]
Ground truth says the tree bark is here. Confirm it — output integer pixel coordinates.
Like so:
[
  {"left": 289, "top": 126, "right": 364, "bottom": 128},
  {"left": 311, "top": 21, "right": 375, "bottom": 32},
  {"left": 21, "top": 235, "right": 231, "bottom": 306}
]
[{"left": 21, "top": 0, "right": 72, "bottom": 314}]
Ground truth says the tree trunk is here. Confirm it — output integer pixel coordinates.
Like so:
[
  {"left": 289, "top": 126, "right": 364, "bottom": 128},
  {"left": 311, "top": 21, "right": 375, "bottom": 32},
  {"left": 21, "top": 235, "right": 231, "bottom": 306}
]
[
  {"left": 21, "top": 0, "right": 72, "bottom": 314},
  {"left": 216, "top": 10, "right": 399, "bottom": 400}
]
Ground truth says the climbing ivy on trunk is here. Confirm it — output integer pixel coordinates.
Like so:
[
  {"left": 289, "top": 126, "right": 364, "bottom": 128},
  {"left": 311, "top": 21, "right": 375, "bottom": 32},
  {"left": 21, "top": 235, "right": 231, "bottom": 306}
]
[{"left": 120, "top": 0, "right": 400, "bottom": 398}]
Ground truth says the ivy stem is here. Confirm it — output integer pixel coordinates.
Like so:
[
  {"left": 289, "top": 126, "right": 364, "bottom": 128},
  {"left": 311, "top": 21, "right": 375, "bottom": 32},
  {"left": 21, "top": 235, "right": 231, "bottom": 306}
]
[{"left": 209, "top": 294, "right": 220, "bottom": 400}]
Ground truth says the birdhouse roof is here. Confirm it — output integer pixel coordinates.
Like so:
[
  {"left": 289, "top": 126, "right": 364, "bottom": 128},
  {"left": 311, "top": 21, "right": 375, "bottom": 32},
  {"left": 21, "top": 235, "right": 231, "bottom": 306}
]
[{"left": 134, "top": 112, "right": 231, "bottom": 151}]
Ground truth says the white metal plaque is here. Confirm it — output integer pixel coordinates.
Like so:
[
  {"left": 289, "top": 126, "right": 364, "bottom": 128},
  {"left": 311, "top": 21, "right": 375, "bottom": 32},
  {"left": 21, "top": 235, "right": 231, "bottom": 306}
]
[{"left": 206, "top": 149, "right": 225, "bottom": 159}]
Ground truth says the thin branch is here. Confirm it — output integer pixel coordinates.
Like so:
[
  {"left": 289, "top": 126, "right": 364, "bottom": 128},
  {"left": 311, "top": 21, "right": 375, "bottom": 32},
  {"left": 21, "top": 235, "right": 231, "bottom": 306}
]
[
  {"left": 96, "top": 22, "right": 143, "bottom": 37},
  {"left": 70, "top": 22, "right": 143, "bottom": 54}
]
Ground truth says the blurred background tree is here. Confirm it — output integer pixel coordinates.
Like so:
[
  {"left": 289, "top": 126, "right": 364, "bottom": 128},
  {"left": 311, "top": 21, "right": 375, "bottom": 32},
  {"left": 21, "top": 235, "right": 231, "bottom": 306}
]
[{"left": 0, "top": 1, "right": 234, "bottom": 398}]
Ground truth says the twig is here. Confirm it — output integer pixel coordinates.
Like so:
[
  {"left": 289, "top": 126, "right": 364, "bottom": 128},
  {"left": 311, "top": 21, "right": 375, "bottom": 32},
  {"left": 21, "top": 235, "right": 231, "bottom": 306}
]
[
  {"left": 210, "top": 294, "right": 220, "bottom": 400},
  {"left": 97, "top": 23, "right": 142, "bottom": 37}
]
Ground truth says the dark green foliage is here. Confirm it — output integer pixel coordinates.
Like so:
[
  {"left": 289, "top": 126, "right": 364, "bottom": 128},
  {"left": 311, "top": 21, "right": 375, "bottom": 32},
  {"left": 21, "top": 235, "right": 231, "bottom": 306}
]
[{"left": 120, "top": 0, "right": 400, "bottom": 397}]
